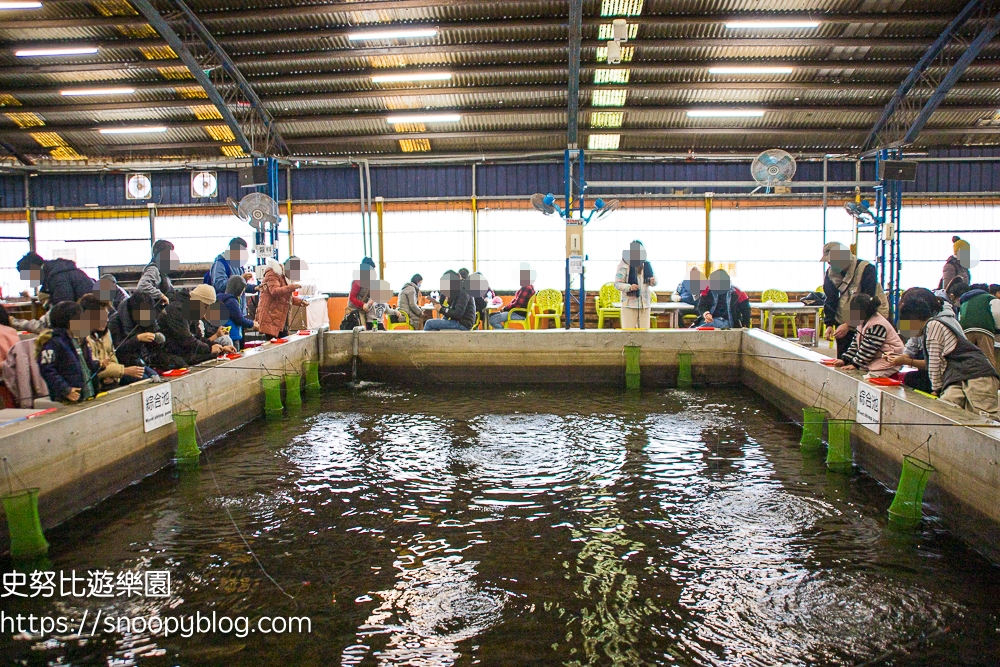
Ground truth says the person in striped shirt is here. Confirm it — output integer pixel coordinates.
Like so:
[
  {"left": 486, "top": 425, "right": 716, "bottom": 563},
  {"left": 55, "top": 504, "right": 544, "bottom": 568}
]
[{"left": 832, "top": 294, "right": 904, "bottom": 377}]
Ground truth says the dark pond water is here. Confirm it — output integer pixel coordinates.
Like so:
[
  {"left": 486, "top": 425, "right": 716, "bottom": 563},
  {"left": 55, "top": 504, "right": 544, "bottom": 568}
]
[{"left": 3, "top": 385, "right": 1000, "bottom": 666}]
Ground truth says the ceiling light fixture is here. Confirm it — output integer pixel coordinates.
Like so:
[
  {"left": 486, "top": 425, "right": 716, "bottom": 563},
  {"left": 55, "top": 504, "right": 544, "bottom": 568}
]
[
  {"left": 98, "top": 126, "right": 167, "bottom": 134},
  {"left": 708, "top": 66, "right": 794, "bottom": 74},
  {"left": 15, "top": 46, "right": 98, "bottom": 56},
  {"left": 348, "top": 28, "right": 437, "bottom": 41},
  {"left": 687, "top": 109, "right": 765, "bottom": 117},
  {"left": 386, "top": 114, "right": 460, "bottom": 124},
  {"left": 724, "top": 20, "right": 820, "bottom": 29},
  {"left": 371, "top": 72, "right": 452, "bottom": 83},
  {"left": 0, "top": 1, "right": 43, "bottom": 8},
  {"left": 61, "top": 87, "right": 135, "bottom": 96}
]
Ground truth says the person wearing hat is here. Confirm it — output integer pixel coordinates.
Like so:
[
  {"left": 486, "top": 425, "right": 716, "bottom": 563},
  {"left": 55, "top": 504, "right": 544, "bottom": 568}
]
[
  {"left": 940, "top": 236, "right": 973, "bottom": 291},
  {"left": 155, "top": 285, "right": 232, "bottom": 369},
  {"left": 822, "top": 242, "right": 888, "bottom": 358}
]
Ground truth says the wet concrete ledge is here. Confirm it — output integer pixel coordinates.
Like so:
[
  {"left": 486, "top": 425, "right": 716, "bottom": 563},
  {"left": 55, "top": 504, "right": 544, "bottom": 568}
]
[{"left": 0, "top": 333, "right": 320, "bottom": 548}]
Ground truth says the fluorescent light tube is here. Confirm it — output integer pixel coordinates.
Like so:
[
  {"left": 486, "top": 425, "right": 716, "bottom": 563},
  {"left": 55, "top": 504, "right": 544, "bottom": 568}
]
[
  {"left": 15, "top": 46, "right": 98, "bottom": 56},
  {"left": 0, "top": 1, "right": 44, "bottom": 8},
  {"left": 99, "top": 126, "right": 167, "bottom": 134},
  {"left": 708, "top": 66, "right": 794, "bottom": 74},
  {"left": 372, "top": 72, "right": 452, "bottom": 83},
  {"left": 61, "top": 87, "right": 135, "bottom": 96},
  {"left": 687, "top": 109, "right": 766, "bottom": 117},
  {"left": 724, "top": 21, "right": 820, "bottom": 29},
  {"left": 348, "top": 28, "right": 437, "bottom": 41},
  {"left": 386, "top": 114, "right": 461, "bottom": 124}
]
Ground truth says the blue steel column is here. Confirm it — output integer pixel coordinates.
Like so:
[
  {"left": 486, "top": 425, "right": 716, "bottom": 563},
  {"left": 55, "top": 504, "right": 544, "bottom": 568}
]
[{"left": 564, "top": 149, "right": 572, "bottom": 329}]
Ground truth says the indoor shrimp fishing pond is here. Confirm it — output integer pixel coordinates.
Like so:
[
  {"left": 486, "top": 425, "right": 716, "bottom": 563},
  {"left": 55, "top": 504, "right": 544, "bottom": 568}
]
[{"left": 4, "top": 384, "right": 1000, "bottom": 666}]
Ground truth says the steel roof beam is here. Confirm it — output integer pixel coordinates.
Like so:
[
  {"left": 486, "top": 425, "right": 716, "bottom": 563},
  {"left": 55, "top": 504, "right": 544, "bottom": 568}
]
[
  {"left": 129, "top": 0, "right": 253, "bottom": 155},
  {"left": 904, "top": 8, "right": 1000, "bottom": 144},
  {"left": 0, "top": 139, "right": 34, "bottom": 165},
  {"left": 862, "top": 0, "right": 984, "bottom": 152}
]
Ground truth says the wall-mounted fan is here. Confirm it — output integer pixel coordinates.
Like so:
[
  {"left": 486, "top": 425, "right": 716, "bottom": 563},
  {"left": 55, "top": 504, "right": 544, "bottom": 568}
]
[
  {"left": 227, "top": 192, "right": 279, "bottom": 230},
  {"left": 125, "top": 173, "right": 151, "bottom": 200},
  {"left": 530, "top": 192, "right": 558, "bottom": 215},
  {"left": 751, "top": 149, "right": 796, "bottom": 192}
]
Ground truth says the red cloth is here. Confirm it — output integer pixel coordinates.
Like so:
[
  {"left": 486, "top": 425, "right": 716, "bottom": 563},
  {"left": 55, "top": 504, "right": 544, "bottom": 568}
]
[
  {"left": 503, "top": 286, "right": 535, "bottom": 312},
  {"left": 348, "top": 280, "right": 367, "bottom": 310}
]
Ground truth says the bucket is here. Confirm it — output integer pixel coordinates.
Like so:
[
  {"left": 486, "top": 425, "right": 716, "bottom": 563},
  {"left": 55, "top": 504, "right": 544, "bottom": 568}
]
[
  {"left": 888, "top": 456, "right": 935, "bottom": 528},
  {"left": 826, "top": 419, "right": 853, "bottom": 472},
  {"left": 800, "top": 407, "right": 826, "bottom": 450},
  {"left": 1, "top": 488, "right": 49, "bottom": 560},
  {"left": 284, "top": 373, "right": 302, "bottom": 409},
  {"left": 172, "top": 410, "right": 201, "bottom": 459},
  {"left": 677, "top": 351, "right": 693, "bottom": 388},
  {"left": 303, "top": 360, "right": 320, "bottom": 395},
  {"left": 798, "top": 328, "right": 815, "bottom": 346},
  {"left": 624, "top": 345, "right": 641, "bottom": 390},
  {"left": 262, "top": 375, "right": 283, "bottom": 421}
]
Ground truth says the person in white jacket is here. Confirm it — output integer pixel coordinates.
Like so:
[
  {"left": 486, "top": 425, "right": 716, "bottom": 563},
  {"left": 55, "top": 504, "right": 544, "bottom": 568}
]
[{"left": 614, "top": 240, "right": 657, "bottom": 329}]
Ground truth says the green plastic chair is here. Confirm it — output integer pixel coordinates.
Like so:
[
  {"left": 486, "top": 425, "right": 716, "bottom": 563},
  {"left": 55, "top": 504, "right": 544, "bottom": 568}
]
[
  {"left": 597, "top": 282, "right": 621, "bottom": 329},
  {"left": 532, "top": 288, "right": 563, "bottom": 329},
  {"left": 502, "top": 294, "right": 535, "bottom": 330},
  {"left": 761, "top": 288, "right": 797, "bottom": 338}
]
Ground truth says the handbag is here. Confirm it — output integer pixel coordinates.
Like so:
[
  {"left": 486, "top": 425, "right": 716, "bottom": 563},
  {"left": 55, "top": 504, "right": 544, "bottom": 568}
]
[
  {"left": 339, "top": 309, "right": 361, "bottom": 331},
  {"left": 800, "top": 291, "right": 826, "bottom": 306}
]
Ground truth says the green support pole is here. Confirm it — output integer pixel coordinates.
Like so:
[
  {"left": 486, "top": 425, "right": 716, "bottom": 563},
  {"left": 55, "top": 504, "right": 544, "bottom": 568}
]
[
  {"left": 624, "top": 344, "right": 641, "bottom": 390},
  {"left": 1, "top": 488, "right": 49, "bottom": 560},
  {"left": 172, "top": 410, "right": 201, "bottom": 459}
]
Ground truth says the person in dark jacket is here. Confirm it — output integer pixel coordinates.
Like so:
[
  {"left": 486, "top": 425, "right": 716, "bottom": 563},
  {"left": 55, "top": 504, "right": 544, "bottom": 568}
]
[
  {"left": 692, "top": 270, "right": 752, "bottom": 329},
  {"left": 156, "top": 289, "right": 228, "bottom": 369},
  {"left": 108, "top": 291, "right": 164, "bottom": 370},
  {"left": 218, "top": 275, "right": 256, "bottom": 350},
  {"left": 17, "top": 252, "right": 95, "bottom": 306},
  {"left": 36, "top": 301, "right": 101, "bottom": 403},
  {"left": 209, "top": 238, "right": 257, "bottom": 299},
  {"left": 424, "top": 270, "right": 475, "bottom": 331},
  {"left": 940, "top": 236, "right": 973, "bottom": 291},
  {"left": 822, "top": 242, "right": 888, "bottom": 358},
  {"left": 946, "top": 281, "right": 1000, "bottom": 370},
  {"left": 98, "top": 273, "right": 129, "bottom": 312}
]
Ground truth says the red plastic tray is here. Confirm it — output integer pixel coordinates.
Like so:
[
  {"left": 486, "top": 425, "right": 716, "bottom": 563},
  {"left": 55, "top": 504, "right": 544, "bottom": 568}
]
[
  {"left": 160, "top": 368, "right": 189, "bottom": 377},
  {"left": 696, "top": 327, "right": 715, "bottom": 330},
  {"left": 297, "top": 329, "right": 312, "bottom": 336},
  {"left": 220, "top": 353, "right": 242, "bottom": 360},
  {"left": 868, "top": 377, "right": 903, "bottom": 386},
  {"left": 819, "top": 358, "right": 839, "bottom": 366},
  {"left": 269, "top": 338, "right": 288, "bottom": 344}
]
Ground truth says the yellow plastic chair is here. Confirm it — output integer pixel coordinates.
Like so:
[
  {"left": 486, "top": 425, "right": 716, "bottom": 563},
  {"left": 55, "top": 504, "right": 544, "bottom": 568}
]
[
  {"left": 502, "top": 295, "right": 535, "bottom": 330},
  {"left": 597, "top": 282, "right": 621, "bottom": 329},
  {"left": 761, "top": 288, "right": 798, "bottom": 338},
  {"left": 386, "top": 311, "right": 414, "bottom": 330},
  {"left": 648, "top": 290, "right": 658, "bottom": 329},
  {"left": 532, "top": 288, "right": 563, "bottom": 329}
]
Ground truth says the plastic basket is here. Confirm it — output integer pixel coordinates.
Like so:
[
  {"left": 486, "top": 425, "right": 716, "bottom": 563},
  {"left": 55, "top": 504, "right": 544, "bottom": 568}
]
[
  {"left": 284, "top": 373, "right": 302, "bottom": 408},
  {"left": 262, "top": 375, "right": 283, "bottom": 420},
  {"left": 1, "top": 488, "right": 49, "bottom": 560},
  {"left": 800, "top": 407, "right": 826, "bottom": 450},
  {"left": 624, "top": 345, "right": 641, "bottom": 390},
  {"left": 826, "top": 419, "right": 853, "bottom": 472},
  {"left": 677, "top": 351, "right": 693, "bottom": 388},
  {"left": 172, "top": 410, "right": 201, "bottom": 459},
  {"left": 303, "top": 360, "right": 320, "bottom": 395},
  {"left": 888, "top": 456, "right": 936, "bottom": 528}
]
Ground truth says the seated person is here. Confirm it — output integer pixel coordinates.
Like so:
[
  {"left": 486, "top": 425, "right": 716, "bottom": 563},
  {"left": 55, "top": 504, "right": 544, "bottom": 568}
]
[
  {"left": 672, "top": 267, "right": 706, "bottom": 306},
  {"left": 489, "top": 263, "right": 535, "bottom": 329},
  {"left": 425, "top": 270, "right": 476, "bottom": 331},
  {"left": 36, "top": 301, "right": 101, "bottom": 403},
  {"left": 692, "top": 270, "right": 751, "bottom": 329},
  {"left": 395, "top": 274, "right": 424, "bottom": 328},
  {"left": 367, "top": 279, "right": 399, "bottom": 331},
  {"left": 156, "top": 287, "right": 233, "bottom": 369},
  {"left": 218, "top": 275, "right": 257, "bottom": 350},
  {"left": 79, "top": 294, "right": 153, "bottom": 388},
  {"left": 831, "top": 294, "right": 904, "bottom": 377},
  {"left": 0, "top": 305, "right": 20, "bottom": 364},
  {"left": 108, "top": 291, "right": 164, "bottom": 370},
  {"left": 98, "top": 273, "right": 129, "bottom": 312}
]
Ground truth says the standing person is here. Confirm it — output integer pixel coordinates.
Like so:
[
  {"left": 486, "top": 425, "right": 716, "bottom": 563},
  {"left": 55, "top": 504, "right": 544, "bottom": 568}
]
[
  {"left": 946, "top": 281, "right": 1000, "bottom": 370},
  {"left": 424, "top": 270, "right": 475, "bottom": 331},
  {"left": 209, "top": 238, "right": 256, "bottom": 299},
  {"left": 822, "top": 242, "right": 888, "bottom": 358},
  {"left": 343, "top": 257, "right": 376, "bottom": 330},
  {"left": 614, "top": 240, "right": 657, "bottom": 329},
  {"left": 256, "top": 257, "right": 306, "bottom": 340},
  {"left": 36, "top": 301, "right": 101, "bottom": 403},
  {"left": 17, "top": 251, "right": 95, "bottom": 306},
  {"left": 898, "top": 293, "right": 999, "bottom": 419},
  {"left": 832, "top": 294, "right": 905, "bottom": 377},
  {"left": 489, "top": 263, "right": 535, "bottom": 330},
  {"left": 692, "top": 270, "right": 752, "bottom": 329},
  {"left": 218, "top": 275, "right": 257, "bottom": 350},
  {"left": 940, "top": 236, "right": 972, "bottom": 291},
  {"left": 396, "top": 274, "right": 424, "bottom": 329},
  {"left": 136, "top": 239, "right": 177, "bottom": 307}
]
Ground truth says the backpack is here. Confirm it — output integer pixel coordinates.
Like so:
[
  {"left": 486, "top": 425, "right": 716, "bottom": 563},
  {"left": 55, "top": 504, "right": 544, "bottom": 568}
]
[
  {"left": 339, "top": 309, "right": 362, "bottom": 331},
  {"left": 800, "top": 291, "right": 826, "bottom": 306}
]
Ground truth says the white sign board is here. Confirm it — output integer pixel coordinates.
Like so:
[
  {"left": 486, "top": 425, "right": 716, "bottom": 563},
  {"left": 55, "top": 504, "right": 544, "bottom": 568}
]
[
  {"left": 255, "top": 244, "right": 274, "bottom": 258},
  {"left": 142, "top": 383, "right": 173, "bottom": 433},
  {"left": 856, "top": 383, "right": 881, "bottom": 434},
  {"left": 569, "top": 255, "right": 583, "bottom": 274}
]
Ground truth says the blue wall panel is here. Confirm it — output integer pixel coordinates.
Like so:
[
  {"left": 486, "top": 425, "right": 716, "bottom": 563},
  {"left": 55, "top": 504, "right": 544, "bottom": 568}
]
[
  {"left": 291, "top": 167, "right": 359, "bottom": 200},
  {"left": 477, "top": 163, "right": 563, "bottom": 196},
  {"left": 0, "top": 175, "right": 24, "bottom": 208},
  {"left": 370, "top": 165, "right": 470, "bottom": 198}
]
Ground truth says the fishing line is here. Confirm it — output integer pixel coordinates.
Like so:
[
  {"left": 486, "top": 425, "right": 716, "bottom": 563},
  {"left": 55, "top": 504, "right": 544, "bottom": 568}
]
[{"left": 171, "top": 395, "right": 295, "bottom": 601}]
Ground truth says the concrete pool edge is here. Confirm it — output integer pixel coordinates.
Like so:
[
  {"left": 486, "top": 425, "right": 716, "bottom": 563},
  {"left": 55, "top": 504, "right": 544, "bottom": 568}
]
[{"left": 0, "top": 334, "right": 320, "bottom": 550}]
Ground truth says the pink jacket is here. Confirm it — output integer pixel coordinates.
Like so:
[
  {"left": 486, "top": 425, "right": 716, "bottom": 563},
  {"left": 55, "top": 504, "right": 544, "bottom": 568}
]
[
  {"left": 0, "top": 325, "right": 20, "bottom": 363},
  {"left": 256, "top": 259, "right": 305, "bottom": 337},
  {"left": 1, "top": 337, "right": 50, "bottom": 408}
]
